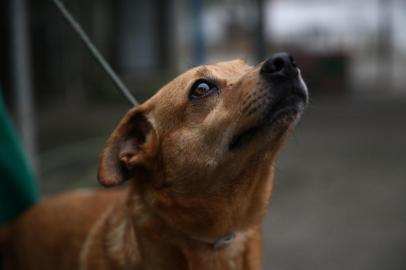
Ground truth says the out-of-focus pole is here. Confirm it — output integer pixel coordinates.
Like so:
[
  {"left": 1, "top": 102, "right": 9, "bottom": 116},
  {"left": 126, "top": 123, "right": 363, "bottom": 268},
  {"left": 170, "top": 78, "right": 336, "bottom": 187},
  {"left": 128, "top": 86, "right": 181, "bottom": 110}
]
[
  {"left": 10, "top": 0, "right": 38, "bottom": 174},
  {"left": 191, "top": 0, "right": 206, "bottom": 66},
  {"left": 377, "top": 0, "right": 393, "bottom": 90},
  {"left": 255, "top": 0, "right": 266, "bottom": 62}
]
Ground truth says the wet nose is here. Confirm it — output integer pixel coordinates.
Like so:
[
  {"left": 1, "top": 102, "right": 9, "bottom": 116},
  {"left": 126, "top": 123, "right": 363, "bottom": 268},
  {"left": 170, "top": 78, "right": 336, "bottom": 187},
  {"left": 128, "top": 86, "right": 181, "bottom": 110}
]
[{"left": 261, "top": 52, "right": 298, "bottom": 78}]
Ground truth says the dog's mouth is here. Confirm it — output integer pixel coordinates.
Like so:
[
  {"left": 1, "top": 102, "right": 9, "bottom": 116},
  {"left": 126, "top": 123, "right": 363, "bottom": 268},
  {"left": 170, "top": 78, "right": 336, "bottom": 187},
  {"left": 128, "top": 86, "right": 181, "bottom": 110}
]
[{"left": 228, "top": 86, "right": 307, "bottom": 151}]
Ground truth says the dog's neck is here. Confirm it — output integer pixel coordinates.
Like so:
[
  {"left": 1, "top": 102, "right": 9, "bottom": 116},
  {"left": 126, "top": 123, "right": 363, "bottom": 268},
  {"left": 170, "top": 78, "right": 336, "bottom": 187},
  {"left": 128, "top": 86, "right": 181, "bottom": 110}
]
[
  {"left": 126, "top": 185, "right": 241, "bottom": 249},
  {"left": 100, "top": 185, "right": 254, "bottom": 269},
  {"left": 106, "top": 162, "right": 274, "bottom": 268}
]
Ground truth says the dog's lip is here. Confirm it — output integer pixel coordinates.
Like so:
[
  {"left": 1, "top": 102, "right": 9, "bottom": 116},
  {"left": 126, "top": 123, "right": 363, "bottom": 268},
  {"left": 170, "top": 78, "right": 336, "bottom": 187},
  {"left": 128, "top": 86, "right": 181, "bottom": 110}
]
[
  {"left": 264, "top": 92, "right": 307, "bottom": 125},
  {"left": 228, "top": 92, "right": 307, "bottom": 151}
]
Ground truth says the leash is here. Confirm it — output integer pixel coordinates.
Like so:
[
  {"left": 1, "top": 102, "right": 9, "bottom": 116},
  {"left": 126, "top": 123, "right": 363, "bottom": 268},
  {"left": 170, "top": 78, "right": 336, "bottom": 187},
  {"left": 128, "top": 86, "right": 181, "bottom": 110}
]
[{"left": 51, "top": 0, "right": 139, "bottom": 107}]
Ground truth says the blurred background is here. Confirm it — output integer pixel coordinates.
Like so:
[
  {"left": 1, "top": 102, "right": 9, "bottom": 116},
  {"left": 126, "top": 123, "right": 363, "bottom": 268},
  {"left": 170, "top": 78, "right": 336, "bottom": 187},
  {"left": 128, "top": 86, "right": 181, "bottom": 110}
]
[{"left": 0, "top": 0, "right": 405, "bottom": 269}]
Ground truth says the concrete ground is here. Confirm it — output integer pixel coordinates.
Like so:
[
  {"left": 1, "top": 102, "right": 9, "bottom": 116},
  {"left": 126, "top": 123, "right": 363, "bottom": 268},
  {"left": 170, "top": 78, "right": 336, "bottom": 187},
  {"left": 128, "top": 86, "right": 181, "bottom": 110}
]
[
  {"left": 38, "top": 96, "right": 406, "bottom": 270},
  {"left": 262, "top": 96, "right": 406, "bottom": 270}
]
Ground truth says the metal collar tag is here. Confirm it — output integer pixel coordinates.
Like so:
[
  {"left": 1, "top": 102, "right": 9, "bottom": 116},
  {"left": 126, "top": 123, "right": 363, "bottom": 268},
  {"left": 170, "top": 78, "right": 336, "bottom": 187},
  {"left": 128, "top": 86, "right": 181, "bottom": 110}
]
[{"left": 213, "top": 233, "right": 236, "bottom": 249}]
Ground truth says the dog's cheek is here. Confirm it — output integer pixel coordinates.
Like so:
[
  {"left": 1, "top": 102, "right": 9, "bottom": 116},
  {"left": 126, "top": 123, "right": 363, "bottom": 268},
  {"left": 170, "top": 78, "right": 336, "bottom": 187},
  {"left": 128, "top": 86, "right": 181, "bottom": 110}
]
[{"left": 158, "top": 134, "right": 214, "bottom": 192}]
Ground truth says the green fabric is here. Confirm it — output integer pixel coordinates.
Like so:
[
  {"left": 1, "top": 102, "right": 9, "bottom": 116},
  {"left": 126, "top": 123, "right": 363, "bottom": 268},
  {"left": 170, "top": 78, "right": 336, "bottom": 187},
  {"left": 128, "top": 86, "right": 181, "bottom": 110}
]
[{"left": 0, "top": 92, "right": 39, "bottom": 224}]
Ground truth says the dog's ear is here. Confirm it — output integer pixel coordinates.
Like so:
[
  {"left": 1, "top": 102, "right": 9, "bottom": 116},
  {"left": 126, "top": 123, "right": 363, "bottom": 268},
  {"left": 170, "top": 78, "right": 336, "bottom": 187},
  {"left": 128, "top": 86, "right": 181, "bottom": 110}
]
[{"left": 98, "top": 108, "right": 159, "bottom": 187}]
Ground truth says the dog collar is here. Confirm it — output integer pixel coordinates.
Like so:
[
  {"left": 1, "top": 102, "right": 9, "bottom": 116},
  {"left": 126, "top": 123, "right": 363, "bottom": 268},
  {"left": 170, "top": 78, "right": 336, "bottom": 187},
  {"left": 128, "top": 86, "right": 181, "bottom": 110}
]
[
  {"left": 190, "top": 232, "right": 236, "bottom": 249},
  {"left": 212, "top": 233, "right": 236, "bottom": 249}
]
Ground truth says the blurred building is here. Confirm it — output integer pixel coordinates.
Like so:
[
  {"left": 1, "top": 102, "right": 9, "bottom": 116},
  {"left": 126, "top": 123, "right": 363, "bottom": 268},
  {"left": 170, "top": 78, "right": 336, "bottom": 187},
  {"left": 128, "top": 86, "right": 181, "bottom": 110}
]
[
  {"left": 0, "top": 0, "right": 405, "bottom": 178},
  {"left": 264, "top": 0, "right": 406, "bottom": 94},
  {"left": 2, "top": 0, "right": 404, "bottom": 110}
]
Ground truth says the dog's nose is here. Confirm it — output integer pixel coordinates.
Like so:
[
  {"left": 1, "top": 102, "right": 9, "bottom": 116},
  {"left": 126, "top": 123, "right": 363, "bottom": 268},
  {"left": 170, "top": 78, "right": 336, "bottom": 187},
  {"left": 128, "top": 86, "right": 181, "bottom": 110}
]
[{"left": 261, "top": 52, "right": 298, "bottom": 78}]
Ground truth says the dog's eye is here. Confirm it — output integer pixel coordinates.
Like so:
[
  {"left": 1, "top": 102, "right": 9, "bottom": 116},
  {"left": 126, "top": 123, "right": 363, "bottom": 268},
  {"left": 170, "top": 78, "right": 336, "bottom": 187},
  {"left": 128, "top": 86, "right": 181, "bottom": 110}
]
[{"left": 189, "top": 80, "right": 218, "bottom": 100}]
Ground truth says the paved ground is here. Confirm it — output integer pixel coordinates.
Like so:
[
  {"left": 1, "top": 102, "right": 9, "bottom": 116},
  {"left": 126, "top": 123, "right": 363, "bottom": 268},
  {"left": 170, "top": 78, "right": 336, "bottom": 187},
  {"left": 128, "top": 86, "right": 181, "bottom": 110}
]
[
  {"left": 262, "top": 96, "right": 406, "bottom": 270},
  {"left": 38, "top": 96, "right": 406, "bottom": 270}
]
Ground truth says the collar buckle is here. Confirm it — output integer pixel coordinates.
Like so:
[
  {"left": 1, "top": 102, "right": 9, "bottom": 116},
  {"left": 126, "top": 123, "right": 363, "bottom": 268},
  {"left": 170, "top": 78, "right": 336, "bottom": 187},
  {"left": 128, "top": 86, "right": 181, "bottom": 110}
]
[{"left": 213, "top": 233, "right": 236, "bottom": 249}]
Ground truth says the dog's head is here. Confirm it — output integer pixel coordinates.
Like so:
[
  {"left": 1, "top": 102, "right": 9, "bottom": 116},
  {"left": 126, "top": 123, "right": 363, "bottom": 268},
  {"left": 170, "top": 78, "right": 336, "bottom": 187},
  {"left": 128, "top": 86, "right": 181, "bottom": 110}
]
[{"left": 98, "top": 52, "right": 308, "bottom": 240}]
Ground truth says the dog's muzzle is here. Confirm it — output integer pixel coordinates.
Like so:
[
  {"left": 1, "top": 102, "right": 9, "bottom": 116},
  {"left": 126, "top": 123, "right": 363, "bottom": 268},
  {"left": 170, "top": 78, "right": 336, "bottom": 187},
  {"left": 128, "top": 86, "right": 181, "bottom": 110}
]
[
  {"left": 260, "top": 52, "right": 308, "bottom": 125},
  {"left": 229, "top": 52, "right": 308, "bottom": 150}
]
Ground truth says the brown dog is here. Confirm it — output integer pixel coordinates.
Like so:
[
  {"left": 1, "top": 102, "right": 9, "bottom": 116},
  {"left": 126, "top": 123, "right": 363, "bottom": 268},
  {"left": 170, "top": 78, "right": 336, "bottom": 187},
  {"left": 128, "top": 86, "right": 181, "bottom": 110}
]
[{"left": 0, "top": 52, "right": 307, "bottom": 270}]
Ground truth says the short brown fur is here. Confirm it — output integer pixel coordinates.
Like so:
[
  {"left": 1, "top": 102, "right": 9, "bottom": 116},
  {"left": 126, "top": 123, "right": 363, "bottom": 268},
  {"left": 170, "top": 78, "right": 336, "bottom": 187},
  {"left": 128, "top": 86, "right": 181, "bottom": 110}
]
[{"left": 1, "top": 59, "right": 307, "bottom": 269}]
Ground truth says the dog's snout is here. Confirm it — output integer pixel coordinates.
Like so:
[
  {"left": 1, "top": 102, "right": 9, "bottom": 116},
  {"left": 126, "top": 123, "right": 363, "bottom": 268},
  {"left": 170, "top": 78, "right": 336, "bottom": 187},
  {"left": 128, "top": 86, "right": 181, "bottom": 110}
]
[{"left": 261, "top": 52, "right": 297, "bottom": 78}]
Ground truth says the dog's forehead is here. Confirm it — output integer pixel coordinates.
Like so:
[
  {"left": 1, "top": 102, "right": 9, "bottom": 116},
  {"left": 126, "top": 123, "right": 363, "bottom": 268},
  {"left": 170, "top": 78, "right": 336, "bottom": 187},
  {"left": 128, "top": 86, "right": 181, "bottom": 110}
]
[{"left": 191, "top": 59, "right": 251, "bottom": 79}]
